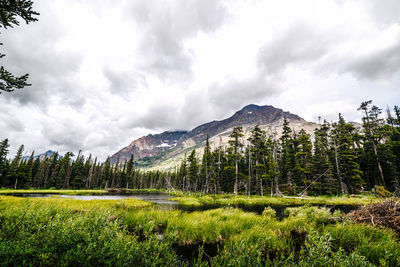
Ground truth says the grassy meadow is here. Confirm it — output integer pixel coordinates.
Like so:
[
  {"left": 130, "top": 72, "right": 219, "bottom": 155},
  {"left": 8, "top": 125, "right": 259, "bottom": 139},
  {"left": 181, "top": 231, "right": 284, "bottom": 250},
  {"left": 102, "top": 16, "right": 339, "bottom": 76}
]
[{"left": 0, "top": 191, "right": 399, "bottom": 266}]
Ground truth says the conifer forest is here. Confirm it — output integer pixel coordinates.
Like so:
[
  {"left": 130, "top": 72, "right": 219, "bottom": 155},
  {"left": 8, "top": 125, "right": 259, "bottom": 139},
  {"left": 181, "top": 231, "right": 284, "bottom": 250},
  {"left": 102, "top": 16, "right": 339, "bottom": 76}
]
[{"left": 1, "top": 101, "right": 399, "bottom": 196}]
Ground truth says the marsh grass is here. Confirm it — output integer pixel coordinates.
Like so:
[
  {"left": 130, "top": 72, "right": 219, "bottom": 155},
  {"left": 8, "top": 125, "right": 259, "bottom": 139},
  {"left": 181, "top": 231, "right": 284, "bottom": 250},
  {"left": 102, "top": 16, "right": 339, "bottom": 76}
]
[
  {"left": 170, "top": 194, "right": 382, "bottom": 207},
  {"left": 1, "top": 195, "right": 399, "bottom": 266},
  {"left": 0, "top": 196, "right": 177, "bottom": 266}
]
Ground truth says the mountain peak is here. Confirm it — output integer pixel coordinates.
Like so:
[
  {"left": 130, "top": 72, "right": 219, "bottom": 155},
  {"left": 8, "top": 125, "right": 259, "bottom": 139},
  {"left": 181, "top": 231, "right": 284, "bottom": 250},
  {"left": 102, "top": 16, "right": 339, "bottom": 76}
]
[{"left": 110, "top": 104, "right": 306, "bottom": 164}]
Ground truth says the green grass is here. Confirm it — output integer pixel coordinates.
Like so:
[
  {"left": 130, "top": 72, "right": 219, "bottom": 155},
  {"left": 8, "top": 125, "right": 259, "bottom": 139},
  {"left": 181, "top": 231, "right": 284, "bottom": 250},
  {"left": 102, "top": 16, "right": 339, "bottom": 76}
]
[
  {"left": 170, "top": 194, "right": 384, "bottom": 207},
  {"left": 0, "top": 195, "right": 399, "bottom": 266}
]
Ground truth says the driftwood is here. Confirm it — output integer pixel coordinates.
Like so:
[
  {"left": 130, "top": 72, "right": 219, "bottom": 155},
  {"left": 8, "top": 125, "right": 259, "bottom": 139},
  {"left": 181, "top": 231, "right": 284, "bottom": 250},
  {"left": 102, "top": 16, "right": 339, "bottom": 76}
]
[{"left": 348, "top": 199, "right": 400, "bottom": 235}]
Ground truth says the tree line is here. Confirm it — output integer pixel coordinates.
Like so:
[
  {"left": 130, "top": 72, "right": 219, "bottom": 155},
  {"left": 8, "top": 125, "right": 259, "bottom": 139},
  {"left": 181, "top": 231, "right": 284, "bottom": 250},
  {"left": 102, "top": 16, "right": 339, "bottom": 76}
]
[{"left": 0, "top": 101, "right": 399, "bottom": 196}]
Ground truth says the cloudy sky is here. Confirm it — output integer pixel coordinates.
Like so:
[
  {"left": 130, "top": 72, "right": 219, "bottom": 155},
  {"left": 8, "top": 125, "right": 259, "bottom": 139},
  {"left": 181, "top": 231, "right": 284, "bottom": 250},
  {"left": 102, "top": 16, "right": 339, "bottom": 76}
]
[{"left": 1, "top": 0, "right": 400, "bottom": 160}]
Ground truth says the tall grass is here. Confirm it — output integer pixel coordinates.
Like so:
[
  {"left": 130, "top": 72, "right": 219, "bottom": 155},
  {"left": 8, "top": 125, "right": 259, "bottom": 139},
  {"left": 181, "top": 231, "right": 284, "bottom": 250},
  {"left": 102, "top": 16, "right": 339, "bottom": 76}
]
[
  {"left": 0, "top": 197, "right": 177, "bottom": 266},
  {"left": 170, "top": 194, "right": 383, "bottom": 207},
  {"left": 1, "top": 196, "right": 399, "bottom": 266}
]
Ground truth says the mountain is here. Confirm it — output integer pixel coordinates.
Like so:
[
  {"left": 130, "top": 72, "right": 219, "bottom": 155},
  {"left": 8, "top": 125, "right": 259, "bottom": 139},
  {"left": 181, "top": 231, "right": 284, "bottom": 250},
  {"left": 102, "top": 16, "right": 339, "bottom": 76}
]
[
  {"left": 110, "top": 104, "right": 317, "bottom": 169},
  {"left": 110, "top": 131, "right": 187, "bottom": 163},
  {"left": 22, "top": 150, "right": 60, "bottom": 161}
]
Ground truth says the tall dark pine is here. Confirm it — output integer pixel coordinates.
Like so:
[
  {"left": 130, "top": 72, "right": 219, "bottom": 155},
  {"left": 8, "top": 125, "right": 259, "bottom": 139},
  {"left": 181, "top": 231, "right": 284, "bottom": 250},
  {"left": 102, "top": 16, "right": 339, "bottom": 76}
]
[
  {"left": 24, "top": 151, "right": 35, "bottom": 188},
  {"left": 228, "top": 127, "right": 244, "bottom": 196},
  {"left": 0, "top": 138, "right": 10, "bottom": 184},
  {"left": 312, "top": 121, "right": 334, "bottom": 194},
  {"left": 187, "top": 149, "right": 198, "bottom": 192},
  {"left": 332, "top": 114, "right": 363, "bottom": 194},
  {"left": 201, "top": 136, "right": 212, "bottom": 194},
  {"left": 358, "top": 101, "right": 386, "bottom": 188},
  {"left": 248, "top": 125, "right": 266, "bottom": 196},
  {"left": 293, "top": 129, "right": 313, "bottom": 191},
  {"left": 126, "top": 154, "right": 135, "bottom": 188},
  {"left": 279, "top": 119, "right": 294, "bottom": 193},
  {"left": 6, "top": 144, "right": 24, "bottom": 188}
]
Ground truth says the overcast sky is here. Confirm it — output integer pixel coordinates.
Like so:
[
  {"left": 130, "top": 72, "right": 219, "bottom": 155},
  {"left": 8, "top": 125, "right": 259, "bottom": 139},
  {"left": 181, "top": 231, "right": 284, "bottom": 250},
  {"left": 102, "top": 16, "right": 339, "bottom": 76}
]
[{"left": 1, "top": 0, "right": 400, "bottom": 160}]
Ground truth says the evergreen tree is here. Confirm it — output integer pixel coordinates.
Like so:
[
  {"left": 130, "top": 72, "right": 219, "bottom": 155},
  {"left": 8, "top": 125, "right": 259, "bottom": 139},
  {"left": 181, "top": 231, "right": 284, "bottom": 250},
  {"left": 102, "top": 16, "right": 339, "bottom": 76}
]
[
  {"left": 178, "top": 154, "right": 187, "bottom": 190},
  {"left": 312, "top": 121, "right": 335, "bottom": 194},
  {"left": 201, "top": 136, "right": 213, "bottom": 193},
  {"left": 31, "top": 156, "right": 40, "bottom": 188},
  {"left": 332, "top": 114, "right": 363, "bottom": 194},
  {"left": 102, "top": 157, "right": 111, "bottom": 188},
  {"left": 126, "top": 154, "right": 135, "bottom": 188},
  {"left": 293, "top": 129, "right": 313, "bottom": 191},
  {"left": 358, "top": 101, "right": 386, "bottom": 188},
  {"left": 187, "top": 149, "right": 198, "bottom": 192},
  {"left": 279, "top": 119, "right": 294, "bottom": 193},
  {"left": 24, "top": 151, "right": 35, "bottom": 188},
  {"left": 6, "top": 144, "right": 25, "bottom": 188},
  {"left": 0, "top": 138, "right": 10, "bottom": 184},
  {"left": 228, "top": 127, "right": 244, "bottom": 195},
  {"left": 264, "top": 137, "right": 281, "bottom": 196},
  {"left": 248, "top": 125, "right": 266, "bottom": 195}
]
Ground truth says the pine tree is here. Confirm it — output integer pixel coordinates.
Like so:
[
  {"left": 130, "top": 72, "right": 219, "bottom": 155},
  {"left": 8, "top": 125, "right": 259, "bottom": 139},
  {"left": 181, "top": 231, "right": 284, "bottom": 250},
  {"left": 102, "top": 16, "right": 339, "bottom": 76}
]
[
  {"left": 358, "top": 101, "right": 386, "bottom": 188},
  {"left": 126, "top": 154, "right": 135, "bottom": 188},
  {"left": 248, "top": 125, "right": 266, "bottom": 196},
  {"left": 332, "top": 114, "right": 363, "bottom": 194},
  {"left": 31, "top": 156, "right": 40, "bottom": 188},
  {"left": 293, "top": 129, "right": 313, "bottom": 192},
  {"left": 312, "top": 121, "right": 335, "bottom": 194},
  {"left": 228, "top": 127, "right": 244, "bottom": 195},
  {"left": 187, "top": 149, "right": 198, "bottom": 192},
  {"left": 0, "top": 138, "right": 10, "bottom": 185},
  {"left": 24, "top": 151, "right": 35, "bottom": 188},
  {"left": 201, "top": 136, "right": 213, "bottom": 193},
  {"left": 102, "top": 157, "right": 111, "bottom": 189},
  {"left": 6, "top": 144, "right": 25, "bottom": 188},
  {"left": 279, "top": 118, "right": 294, "bottom": 193},
  {"left": 265, "top": 137, "right": 281, "bottom": 196}
]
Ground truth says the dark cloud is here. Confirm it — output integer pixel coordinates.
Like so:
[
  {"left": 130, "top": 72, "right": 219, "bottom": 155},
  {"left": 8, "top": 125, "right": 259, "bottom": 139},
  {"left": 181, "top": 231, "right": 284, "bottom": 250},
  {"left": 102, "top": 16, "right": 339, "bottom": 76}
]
[
  {"left": 341, "top": 41, "right": 400, "bottom": 80},
  {"left": 208, "top": 75, "right": 279, "bottom": 112},
  {"left": 123, "top": 103, "right": 180, "bottom": 131},
  {"left": 127, "top": 0, "right": 228, "bottom": 81},
  {"left": 257, "top": 21, "right": 334, "bottom": 74},
  {"left": 257, "top": 19, "right": 400, "bottom": 81},
  {"left": 103, "top": 67, "right": 148, "bottom": 96},
  {"left": 41, "top": 119, "right": 85, "bottom": 152}
]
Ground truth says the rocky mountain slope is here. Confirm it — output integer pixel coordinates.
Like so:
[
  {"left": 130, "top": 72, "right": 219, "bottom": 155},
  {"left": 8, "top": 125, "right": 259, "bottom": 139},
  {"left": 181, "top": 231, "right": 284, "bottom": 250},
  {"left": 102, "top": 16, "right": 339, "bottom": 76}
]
[{"left": 110, "top": 104, "right": 318, "bottom": 169}]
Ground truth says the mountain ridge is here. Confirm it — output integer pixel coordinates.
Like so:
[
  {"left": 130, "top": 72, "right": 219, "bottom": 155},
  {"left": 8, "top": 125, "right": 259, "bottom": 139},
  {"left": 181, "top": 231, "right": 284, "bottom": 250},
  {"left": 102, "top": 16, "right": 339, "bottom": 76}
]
[{"left": 110, "top": 104, "right": 310, "bottom": 167}]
